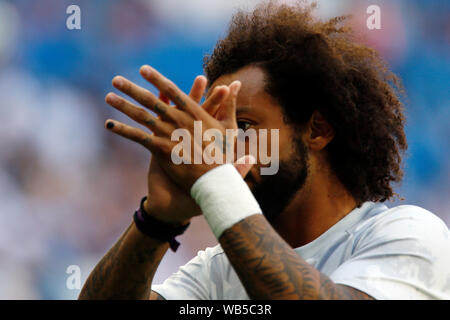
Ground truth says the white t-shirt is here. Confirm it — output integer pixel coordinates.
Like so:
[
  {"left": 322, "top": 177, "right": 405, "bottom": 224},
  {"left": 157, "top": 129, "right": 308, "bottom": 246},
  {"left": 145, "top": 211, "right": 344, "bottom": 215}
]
[{"left": 152, "top": 202, "right": 450, "bottom": 300}]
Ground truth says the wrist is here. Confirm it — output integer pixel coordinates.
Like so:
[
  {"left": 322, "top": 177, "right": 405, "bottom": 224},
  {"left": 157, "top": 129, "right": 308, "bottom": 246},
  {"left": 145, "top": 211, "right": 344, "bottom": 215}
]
[
  {"left": 143, "top": 198, "right": 191, "bottom": 227},
  {"left": 134, "top": 196, "right": 191, "bottom": 252},
  {"left": 190, "top": 164, "right": 262, "bottom": 239}
]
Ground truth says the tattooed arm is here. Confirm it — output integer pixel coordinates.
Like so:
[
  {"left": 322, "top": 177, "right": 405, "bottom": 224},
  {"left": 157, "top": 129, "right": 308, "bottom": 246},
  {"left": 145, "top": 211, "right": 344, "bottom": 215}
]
[
  {"left": 219, "top": 214, "right": 373, "bottom": 300},
  {"left": 79, "top": 222, "right": 167, "bottom": 300}
]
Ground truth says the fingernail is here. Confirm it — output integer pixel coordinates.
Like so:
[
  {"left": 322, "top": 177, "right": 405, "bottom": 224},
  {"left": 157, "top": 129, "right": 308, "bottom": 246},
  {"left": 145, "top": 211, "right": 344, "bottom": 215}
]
[
  {"left": 106, "top": 122, "right": 115, "bottom": 129},
  {"left": 232, "top": 81, "right": 242, "bottom": 95},
  {"left": 236, "top": 154, "right": 256, "bottom": 165},
  {"left": 245, "top": 155, "right": 257, "bottom": 164},
  {"left": 140, "top": 65, "right": 151, "bottom": 77},
  {"left": 113, "top": 76, "right": 124, "bottom": 88},
  {"left": 106, "top": 93, "right": 119, "bottom": 104}
]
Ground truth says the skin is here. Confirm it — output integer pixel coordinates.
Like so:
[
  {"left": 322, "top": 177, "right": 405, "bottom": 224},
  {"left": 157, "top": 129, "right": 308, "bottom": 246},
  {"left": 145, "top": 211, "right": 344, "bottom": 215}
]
[
  {"left": 209, "top": 67, "right": 359, "bottom": 248},
  {"left": 79, "top": 65, "right": 373, "bottom": 300},
  {"left": 79, "top": 75, "right": 252, "bottom": 300}
]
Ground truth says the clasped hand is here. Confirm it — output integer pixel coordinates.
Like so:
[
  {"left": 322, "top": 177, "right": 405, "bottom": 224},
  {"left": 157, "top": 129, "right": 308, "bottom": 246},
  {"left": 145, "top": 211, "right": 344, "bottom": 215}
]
[{"left": 105, "top": 65, "right": 253, "bottom": 225}]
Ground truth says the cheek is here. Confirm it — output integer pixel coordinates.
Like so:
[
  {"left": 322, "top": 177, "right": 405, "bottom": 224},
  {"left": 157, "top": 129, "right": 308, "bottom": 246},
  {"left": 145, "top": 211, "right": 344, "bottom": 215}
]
[
  {"left": 243, "top": 130, "right": 294, "bottom": 181},
  {"left": 278, "top": 135, "right": 297, "bottom": 162},
  {"left": 235, "top": 126, "right": 294, "bottom": 165},
  {"left": 266, "top": 127, "right": 297, "bottom": 164}
]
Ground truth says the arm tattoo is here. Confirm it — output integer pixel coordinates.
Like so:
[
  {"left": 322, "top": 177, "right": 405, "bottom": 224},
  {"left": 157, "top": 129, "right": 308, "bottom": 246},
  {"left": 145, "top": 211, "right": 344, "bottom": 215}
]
[
  {"left": 219, "top": 215, "right": 373, "bottom": 300},
  {"left": 79, "top": 223, "right": 168, "bottom": 300}
]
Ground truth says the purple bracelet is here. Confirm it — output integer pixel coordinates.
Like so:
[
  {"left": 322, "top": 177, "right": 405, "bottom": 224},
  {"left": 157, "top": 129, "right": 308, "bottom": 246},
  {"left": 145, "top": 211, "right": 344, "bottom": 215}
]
[{"left": 133, "top": 197, "right": 190, "bottom": 252}]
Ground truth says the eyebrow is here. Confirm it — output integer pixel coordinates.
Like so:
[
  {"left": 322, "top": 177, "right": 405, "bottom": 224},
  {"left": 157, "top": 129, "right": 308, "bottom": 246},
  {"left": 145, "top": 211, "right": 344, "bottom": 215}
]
[{"left": 236, "top": 106, "right": 252, "bottom": 116}]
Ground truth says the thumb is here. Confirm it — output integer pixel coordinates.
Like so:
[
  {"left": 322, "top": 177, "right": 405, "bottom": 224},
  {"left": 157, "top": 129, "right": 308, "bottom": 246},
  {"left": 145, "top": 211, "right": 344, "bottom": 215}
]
[
  {"left": 233, "top": 154, "right": 256, "bottom": 178},
  {"left": 216, "top": 80, "right": 241, "bottom": 127}
]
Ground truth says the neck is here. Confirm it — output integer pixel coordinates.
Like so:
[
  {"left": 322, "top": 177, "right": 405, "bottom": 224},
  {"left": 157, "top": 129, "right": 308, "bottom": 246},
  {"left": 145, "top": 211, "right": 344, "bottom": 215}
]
[{"left": 272, "top": 165, "right": 357, "bottom": 248}]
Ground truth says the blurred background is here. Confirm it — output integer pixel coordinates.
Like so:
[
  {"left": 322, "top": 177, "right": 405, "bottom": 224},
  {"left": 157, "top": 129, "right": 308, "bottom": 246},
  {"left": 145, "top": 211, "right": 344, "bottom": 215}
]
[{"left": 0, "top": 0, "right": 448, "bottom": 299}]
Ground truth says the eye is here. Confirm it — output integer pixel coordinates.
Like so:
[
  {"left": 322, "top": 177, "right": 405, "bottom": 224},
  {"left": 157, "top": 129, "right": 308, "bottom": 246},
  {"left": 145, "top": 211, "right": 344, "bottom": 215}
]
[{"left": 237, "top": 120, "right": 251, "bottom": 131}]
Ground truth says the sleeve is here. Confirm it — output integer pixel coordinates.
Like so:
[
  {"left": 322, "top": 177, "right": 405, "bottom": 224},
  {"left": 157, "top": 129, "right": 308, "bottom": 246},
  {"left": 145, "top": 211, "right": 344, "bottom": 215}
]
[
  {"left": 330, "top": 206, "right": 450, "bottom": 300},
  {"left": 151, "top": 246, "right": 219, "bottom": 300}
]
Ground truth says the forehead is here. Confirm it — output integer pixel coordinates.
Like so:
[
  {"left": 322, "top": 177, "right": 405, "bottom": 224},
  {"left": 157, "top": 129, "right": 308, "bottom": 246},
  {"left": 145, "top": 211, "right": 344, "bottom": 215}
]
[{"left": 208, "top": 65, "right": 267, "bottom": 105}]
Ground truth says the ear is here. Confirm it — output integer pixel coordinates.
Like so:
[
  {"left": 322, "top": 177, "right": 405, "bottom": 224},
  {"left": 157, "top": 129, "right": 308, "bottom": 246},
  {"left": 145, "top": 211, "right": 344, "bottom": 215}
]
[{"left": 305, "top": 111, "right": 335, "bottom": 151}]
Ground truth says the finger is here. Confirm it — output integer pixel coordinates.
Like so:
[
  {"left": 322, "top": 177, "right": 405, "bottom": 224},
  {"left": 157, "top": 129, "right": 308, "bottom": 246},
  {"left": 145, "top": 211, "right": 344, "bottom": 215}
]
[
  {"left": 159, "top": 92, "right": 170, "bottom": 105},
  {"left": 112, "top": 75, "right": 180, "bottom": 121},
  {"left": 203, "top": 85, "right": 230, "bottom": 117},
  {"left": 105, "top": 93, "right": 173, "bottom": 137},
  {"left": 158, "top": 76, "right": 204, "bottom": 110},
  {"left": 189, "top": 75, "right": 207, "bottom": 103},
  {"left": 159, "top": 76, "right": 205, "bottom": 108},
  {"left": 140, "top": 65, "right": 203, "bottom": 117},
  {"left": 216, "top": 80, "right": 241, "bottom": 127},
  {"left": 233, "top": 155, "right": 256, "bottom": 178},
  {"left": 104, "top": 119, "right": 169, "bottom": 156}
]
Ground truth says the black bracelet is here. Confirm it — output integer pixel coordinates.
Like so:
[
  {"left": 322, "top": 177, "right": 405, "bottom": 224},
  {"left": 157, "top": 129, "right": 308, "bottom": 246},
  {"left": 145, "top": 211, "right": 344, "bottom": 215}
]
[{"left": 133, "top": 196, "right": 190, "bottom": 252}]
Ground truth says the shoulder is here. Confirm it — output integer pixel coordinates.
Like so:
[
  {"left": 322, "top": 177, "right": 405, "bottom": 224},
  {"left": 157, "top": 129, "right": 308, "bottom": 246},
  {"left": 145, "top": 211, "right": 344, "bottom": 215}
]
[
  {"left": 332, "top": 204, "right": 450, "bottom": 299},
  {"left": 354, "top": 203, "right": 449, "bottom": 259},
  {"left": 358, "top": 204, "right": 448, "bottom": 239}
]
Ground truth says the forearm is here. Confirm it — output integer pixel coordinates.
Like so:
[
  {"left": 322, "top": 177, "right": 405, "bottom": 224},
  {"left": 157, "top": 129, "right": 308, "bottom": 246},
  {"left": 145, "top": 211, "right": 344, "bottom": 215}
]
[
  {"left": 79, "top": 222, "right": 169, "bottom": 300},
  {"left": 219, "top": 214, "right": 372, "bottom": 300}
]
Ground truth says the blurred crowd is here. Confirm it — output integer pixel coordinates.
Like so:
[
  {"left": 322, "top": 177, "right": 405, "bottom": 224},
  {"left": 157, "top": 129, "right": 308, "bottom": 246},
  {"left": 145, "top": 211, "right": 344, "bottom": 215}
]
[{"left": 0, "top": 0, "right": 448, "bottom": 299}]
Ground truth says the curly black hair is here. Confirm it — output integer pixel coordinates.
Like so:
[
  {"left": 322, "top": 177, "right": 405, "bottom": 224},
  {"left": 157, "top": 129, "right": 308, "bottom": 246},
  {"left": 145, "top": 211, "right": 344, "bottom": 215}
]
[{"left": 204, "top": 1, "right": 407, "bottom": 204}]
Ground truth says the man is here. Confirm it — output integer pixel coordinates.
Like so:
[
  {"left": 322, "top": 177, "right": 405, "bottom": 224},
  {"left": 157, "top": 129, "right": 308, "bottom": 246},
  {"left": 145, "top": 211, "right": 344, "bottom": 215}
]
[{"left": 79, "top": 2, "right": 450, "bottom": 300}]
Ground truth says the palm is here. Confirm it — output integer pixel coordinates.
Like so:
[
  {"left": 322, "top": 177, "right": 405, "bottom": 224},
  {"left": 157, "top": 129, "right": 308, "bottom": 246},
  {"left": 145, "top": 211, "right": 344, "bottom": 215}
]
[
  {"left": 145, "top": 76, "right": 214, "bottom": 222},
  {"left": 106, "top": 74, "right": 250, "bottom": 223},
  {"left": 147, "top": 156, "right": 200, "bottom": 221}
]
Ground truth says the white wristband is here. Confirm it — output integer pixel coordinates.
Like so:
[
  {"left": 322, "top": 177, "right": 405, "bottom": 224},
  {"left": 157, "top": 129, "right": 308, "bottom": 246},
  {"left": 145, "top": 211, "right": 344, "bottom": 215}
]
[{"left": 190, "top": 164, "right": 262, "bottom": 239}]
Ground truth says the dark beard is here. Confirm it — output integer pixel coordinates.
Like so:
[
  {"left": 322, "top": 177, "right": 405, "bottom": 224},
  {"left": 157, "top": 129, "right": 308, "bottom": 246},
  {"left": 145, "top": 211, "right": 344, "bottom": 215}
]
[{"left": 250, "top": 138, "right": 308, "bottom": 224}]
